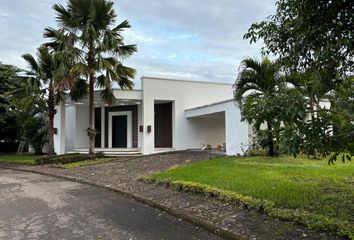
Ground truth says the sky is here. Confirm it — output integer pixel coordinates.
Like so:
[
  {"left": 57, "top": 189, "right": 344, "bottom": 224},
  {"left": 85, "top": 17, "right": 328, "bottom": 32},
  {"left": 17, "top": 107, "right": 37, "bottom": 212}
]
[{"left": 0, "top": 0, "right": 276, "bottom": 88}]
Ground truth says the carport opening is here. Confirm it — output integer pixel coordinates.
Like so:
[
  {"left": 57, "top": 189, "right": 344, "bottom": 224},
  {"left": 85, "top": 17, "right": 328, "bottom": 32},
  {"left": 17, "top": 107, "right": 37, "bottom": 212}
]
[{"left": 187, "top": 111, "right": 226, "bottom": 151}]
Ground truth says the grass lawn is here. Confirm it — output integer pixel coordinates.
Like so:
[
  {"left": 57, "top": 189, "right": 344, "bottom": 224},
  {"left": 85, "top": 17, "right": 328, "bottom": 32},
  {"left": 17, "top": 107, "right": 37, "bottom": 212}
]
[
  {"left": 56, "top": 157, "right": 117, "bottom": 169},
  {"left": 150, "top": 155, "right": 354, "bottom": 237},
  {"left": 0, "top": 154, "right": 40, "bottom": 165}
]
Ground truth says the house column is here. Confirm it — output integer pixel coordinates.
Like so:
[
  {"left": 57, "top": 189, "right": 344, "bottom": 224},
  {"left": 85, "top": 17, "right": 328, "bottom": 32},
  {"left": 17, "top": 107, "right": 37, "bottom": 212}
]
[
  {"left": 54, "top": 101, "right": 66, "bottom": 154},
  {"left": 101, "top": 105, "right": 105, "bottom": 148},
  {"left": 142, "top": 99, "right": 154, "bottom": 154},
  {"left": 225, "top": 103, "right": 249, "bottom": 155}
]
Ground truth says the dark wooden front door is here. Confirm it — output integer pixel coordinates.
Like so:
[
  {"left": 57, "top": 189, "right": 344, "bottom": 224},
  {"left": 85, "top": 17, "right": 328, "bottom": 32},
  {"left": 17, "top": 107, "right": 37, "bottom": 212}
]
[
  {"left": 154, "top": 102, "right": 172, "bottom": 148},
  {"left": 112, "top": 115, "right": 127, "bottom": 148}
]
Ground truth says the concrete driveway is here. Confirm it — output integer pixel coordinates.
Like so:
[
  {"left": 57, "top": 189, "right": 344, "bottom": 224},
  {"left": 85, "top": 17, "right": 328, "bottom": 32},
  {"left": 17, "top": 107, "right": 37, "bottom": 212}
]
[{"left": 0, "top": 169, "right": 220, "bottom": 240}]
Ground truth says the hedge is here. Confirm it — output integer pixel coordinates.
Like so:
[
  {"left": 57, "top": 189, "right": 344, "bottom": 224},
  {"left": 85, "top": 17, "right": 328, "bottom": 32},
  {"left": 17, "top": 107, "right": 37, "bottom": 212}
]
[
  {"left": 35, "top": 153, "right": 89, "bottom": 165},
  {"left": 145, "top": 178, "right": 354, "bottom": 240}
]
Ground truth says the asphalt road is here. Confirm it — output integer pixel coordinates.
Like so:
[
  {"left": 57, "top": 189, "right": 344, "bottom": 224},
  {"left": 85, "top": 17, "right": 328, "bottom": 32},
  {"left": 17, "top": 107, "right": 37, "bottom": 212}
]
[{"left": 0, "top": 169, "right": 221, "bottom": 240}]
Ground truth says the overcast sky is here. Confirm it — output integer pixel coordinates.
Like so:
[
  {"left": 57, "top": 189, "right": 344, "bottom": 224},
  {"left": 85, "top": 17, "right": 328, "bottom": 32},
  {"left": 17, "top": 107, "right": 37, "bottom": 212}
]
[{"left": 0, "top": 0, "right": 276, "bottom": 88}]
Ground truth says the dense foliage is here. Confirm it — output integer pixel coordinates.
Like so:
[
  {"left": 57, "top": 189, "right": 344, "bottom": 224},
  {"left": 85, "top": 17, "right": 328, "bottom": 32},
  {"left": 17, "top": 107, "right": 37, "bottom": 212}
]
[
  {"left": 244, "top": 0, "right": 354, "bottom": 75},
  {"left": 239, "top": 0, "right": 354, "bottom": 162},
  {"left": 0, "top": 63, "right": 21, "bottom": 144},
  {"left": 234, "top": 57, "right": 288, "bottom": 156}
]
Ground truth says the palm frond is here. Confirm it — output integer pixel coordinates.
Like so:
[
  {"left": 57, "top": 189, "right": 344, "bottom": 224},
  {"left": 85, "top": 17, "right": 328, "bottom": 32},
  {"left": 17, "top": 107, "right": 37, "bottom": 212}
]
[
  {"left": 69, "top": 78, "right": 88, "bottom": 102},
  {"left": 22, "top": 54, "right": 39, "bottom": 73},
  {"left": 100, "top": 86, "right": 116, "bottom": 105}
]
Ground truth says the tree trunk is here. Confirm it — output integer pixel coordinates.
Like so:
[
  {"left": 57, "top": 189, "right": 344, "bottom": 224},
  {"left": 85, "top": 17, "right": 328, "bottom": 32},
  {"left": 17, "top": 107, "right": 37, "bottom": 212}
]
[
  {"left": 87, "top": 49, "right": 96, "bottom": 159},
  {"left": 47, "top": 80, "right": 56, "bottom": 156},
  {"left": 266, "top": 119, "right": 274, "bottom": 157}
]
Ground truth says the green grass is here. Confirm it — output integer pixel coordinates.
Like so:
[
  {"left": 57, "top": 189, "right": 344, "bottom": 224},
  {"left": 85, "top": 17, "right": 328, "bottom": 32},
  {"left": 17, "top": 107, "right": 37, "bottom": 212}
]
[
  {"left": 0, "top": 154, "right": 40, "bottom": 165},
  {"left": 56, "top": 157, "right": 117, "bottom": 169},
  {"left": 150, "top": 155, "right": 354, "bottom": 237}
]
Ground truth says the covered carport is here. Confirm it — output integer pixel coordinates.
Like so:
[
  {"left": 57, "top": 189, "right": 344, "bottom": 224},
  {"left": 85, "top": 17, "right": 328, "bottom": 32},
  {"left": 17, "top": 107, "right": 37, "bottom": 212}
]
[{"left": 185, "top": 99, "right": 250, "bottom": 156}]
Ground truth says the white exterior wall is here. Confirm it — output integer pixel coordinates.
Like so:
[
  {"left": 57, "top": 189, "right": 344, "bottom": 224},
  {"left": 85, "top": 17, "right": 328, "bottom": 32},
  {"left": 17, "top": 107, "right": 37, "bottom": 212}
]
[
  {"left": 186, "top": 101, "right": 250, "bottom": 155},
  {"left": 54, "top": 77, "right": 248, "bottom": 155},
  {"left": 65, "top": 106, "right": 76, "bottom": 151},
  {"left": 53, "top": 102, "right": 65, "bottom": 154},
  {"left": 187, "top": 117, "right": 226, "bottom": 149},
  {"left": 141, "top": 77, "right": 234, "bottom": 154},
  {"left": 224, "top": 101, "right": 249, "bottom": 155},
  {"left": 137, "top": 103, "right": 143, "bottom": 148},
  {"left": 74, "top": 105, "right": 90, "bottom": 149}
]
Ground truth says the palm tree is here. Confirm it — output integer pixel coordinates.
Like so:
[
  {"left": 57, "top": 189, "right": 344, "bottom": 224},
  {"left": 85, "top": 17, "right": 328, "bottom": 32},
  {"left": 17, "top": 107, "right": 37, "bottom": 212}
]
[
  {"left": 19, "top": 47, "right": 58, "bottom": 156},
  {"left": 13, "top": 46, "right": 87, "bottom": 156},
  {"left": 44, "top": 0, "right": 137, "bottom": 158},
  {"left": 234, "top": 57, "right": 283, "bottom": 156}
]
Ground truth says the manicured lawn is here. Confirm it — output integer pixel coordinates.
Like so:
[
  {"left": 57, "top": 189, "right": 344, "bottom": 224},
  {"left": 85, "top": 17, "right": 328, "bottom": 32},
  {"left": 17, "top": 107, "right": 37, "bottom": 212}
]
[
  {"left": 151, "top": 155, "right": 354, "bottom": 237},
  {"left": 0, "top": 154, "right": 40, "bottom": 165},
  {"left": 56, "top": 157, "right": 117, "bottom": 169}
]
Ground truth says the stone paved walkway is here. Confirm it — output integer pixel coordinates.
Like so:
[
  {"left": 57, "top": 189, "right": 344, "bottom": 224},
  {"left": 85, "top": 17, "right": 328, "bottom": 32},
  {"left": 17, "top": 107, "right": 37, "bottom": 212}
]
[{"left": 0, "top": 151, "right": 342, "bottom": 240}]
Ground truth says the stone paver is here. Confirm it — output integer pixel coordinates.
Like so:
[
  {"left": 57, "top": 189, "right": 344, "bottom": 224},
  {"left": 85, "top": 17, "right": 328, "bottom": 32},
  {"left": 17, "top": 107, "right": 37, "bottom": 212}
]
[{"left": 0, "top": 151, "right": 342, "bottom": 240}]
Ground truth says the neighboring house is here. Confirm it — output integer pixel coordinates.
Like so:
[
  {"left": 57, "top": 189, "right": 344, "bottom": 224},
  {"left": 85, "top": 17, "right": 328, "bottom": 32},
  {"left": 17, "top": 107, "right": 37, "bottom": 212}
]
[{"left": 54, "top": 77, "right": 251, "bottom": 156}]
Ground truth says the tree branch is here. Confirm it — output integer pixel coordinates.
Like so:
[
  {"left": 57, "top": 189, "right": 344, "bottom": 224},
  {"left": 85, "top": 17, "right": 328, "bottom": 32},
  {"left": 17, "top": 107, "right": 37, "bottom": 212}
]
[{"left": 305, "top": 108, "right": 354, "bottom": 121}]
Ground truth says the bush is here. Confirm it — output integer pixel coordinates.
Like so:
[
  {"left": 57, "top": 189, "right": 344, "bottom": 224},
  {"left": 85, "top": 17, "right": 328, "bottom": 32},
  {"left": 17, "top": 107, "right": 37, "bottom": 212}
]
[
  {"left": 247, "top": 148, "right": 266, "bottom": 156},
  {"left": 35, "top": 153, "right": 89, "bottom": 165}
]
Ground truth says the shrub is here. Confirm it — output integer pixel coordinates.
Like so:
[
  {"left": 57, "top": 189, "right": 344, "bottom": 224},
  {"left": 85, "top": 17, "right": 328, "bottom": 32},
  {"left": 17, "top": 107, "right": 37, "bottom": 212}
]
[
  {"left": 146, "top": 179, "right": 353, "bottom": 239},
  {"left": 247, "top": 148, "right": 266, "bottom": 156},
  {"left": 35, "top": 153, "right": 89, "bottom": 165}
]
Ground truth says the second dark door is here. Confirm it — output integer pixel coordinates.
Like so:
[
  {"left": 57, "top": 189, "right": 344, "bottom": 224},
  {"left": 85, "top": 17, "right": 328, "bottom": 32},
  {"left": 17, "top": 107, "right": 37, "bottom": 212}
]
[
  {"left": 112, "top": 115, "right": 127, "bottom": 148},
  {"left": 154, "top": 102, "right": 172, "bottom": 148}
]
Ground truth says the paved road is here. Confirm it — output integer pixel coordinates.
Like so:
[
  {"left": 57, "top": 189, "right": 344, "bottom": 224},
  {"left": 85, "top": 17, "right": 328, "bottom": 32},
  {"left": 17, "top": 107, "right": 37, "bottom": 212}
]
[{"left": 0, "top": 169, "right": 221, "bottom": 240}]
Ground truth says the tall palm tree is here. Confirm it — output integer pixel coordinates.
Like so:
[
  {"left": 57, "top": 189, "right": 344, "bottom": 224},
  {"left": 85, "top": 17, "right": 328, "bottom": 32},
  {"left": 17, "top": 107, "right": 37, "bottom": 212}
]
[
  {"left": 234, "top": 57, "right": 283, "bottom": 156},
  {"left": 44, "top": 0, "right": 137, "bottom": 158}
]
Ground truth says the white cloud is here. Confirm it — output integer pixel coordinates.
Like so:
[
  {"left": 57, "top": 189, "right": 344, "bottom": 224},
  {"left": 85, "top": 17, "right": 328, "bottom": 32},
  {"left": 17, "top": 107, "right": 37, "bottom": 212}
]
[{"left": 0, "top": 0, "right": 277, "bottom": 85}]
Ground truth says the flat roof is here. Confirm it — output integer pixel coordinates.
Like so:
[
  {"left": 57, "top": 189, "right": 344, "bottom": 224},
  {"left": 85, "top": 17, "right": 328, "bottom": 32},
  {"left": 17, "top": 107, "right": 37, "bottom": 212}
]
[
  {"left": 185, "top": 99, "right": 235, "bottom": 112},
  {"left": 94, "top": 88, "right": 142, "bottom": 92},
  {"left": 141, "top": 76, "right": 233, "bottom": 86}
]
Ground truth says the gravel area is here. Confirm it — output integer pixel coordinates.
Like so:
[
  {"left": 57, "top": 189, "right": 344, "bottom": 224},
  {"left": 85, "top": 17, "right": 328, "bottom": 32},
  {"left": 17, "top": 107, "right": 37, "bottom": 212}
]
[{"left": 0, "top": 151, "right": 342, "bottom": 240}]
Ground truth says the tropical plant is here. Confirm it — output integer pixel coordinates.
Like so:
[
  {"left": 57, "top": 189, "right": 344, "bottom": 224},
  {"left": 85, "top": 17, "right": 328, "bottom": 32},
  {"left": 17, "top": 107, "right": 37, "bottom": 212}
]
[
  {"left": 44, "top": 0, "right": 137, "bottom": 158},
  {"left": 9, "top": 45, "right": 88, "bottom": 156},
  {"left": 243, "top": 0, "right": 354, "bottom": 164},
  {"left": 15, "top": 46, "right": 60, "bottom": 156},
  {"left": 19, "top": 109, "right": 48, "bottom": 155},
  {"left": 0, "top": 63, "right": 21, "bottom": 144},
  {"left": 234, "top": 57, "right": 286, "bottom": 156},
  {"left": 244, "top": 0, "right": 354, "bottom": 76}
]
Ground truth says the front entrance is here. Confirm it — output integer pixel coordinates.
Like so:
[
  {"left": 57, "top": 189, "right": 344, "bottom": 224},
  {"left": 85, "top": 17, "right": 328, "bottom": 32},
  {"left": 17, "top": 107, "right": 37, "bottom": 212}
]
[
  {"left": 112, "top": 115, "right": 127, "bottom": 148},
  {"left": 108, "top": 111, "right": 132, "bottom": 148}
]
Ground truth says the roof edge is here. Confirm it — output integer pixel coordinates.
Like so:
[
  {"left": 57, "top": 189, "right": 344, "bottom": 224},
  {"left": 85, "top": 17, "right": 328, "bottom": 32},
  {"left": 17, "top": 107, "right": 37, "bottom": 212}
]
[
  {"left": 141, "top": 76, "right": 233, "bottom": 86},
  {"left": 185, "top": 99, "right": 235, "bottom": 111}
]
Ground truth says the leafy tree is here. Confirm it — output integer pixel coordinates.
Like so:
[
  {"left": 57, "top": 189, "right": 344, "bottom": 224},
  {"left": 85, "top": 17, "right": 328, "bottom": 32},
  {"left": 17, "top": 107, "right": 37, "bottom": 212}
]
[
  {"left": 0, "top": 63, "right": 21, "bottom": 143},
  {"left": 234, "top": 57, "right": 287, "bottom": 156},
  {"left": 44, "top": 0, "right": 137, "bottom": 158},
  {"left": 244, "top": 0, "right": 354, "bottom": 76},
  {"left": 244, "top": 0, "right": 354, "bottom": 163}
]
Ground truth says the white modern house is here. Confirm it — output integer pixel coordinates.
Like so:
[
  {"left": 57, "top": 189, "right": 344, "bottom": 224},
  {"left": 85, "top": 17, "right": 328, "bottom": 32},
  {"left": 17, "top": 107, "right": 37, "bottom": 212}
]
[{"left": 53, "top": 77, "right": 251, "bottom": 156}]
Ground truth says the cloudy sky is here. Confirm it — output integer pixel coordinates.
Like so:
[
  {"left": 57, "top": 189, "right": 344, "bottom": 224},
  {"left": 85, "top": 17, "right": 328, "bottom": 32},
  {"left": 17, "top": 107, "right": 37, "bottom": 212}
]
[{"left": 0, "top": 0, "right": 276, "bottom": 88}]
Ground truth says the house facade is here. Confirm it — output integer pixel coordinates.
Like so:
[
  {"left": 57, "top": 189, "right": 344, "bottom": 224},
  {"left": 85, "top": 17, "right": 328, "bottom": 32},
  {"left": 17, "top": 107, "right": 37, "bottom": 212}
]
[{"left": 53, "top": 77, "right": 251, "bottom": 156}]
